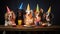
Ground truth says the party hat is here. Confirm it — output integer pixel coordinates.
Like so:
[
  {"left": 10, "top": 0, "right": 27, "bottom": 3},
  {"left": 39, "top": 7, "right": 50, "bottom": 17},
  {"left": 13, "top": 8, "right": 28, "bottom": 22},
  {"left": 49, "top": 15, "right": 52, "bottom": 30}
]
[
  {"left": 19, "top": 3, "right": 23, "bottom": 9},
  {"left": 36, "top": 4, "right": 39, "bottom": 13},
  {"left": 26, "top": 3, "right": 30, "bottom": 14},
  {"left": 27, "top": 3, "right": 30, "bottom": 11},
  {"left": 47, "top": 6, "right": 51, "bottom": 13},
  {"left": 6, "top": 6, "right": 10, "bottom": 13}
]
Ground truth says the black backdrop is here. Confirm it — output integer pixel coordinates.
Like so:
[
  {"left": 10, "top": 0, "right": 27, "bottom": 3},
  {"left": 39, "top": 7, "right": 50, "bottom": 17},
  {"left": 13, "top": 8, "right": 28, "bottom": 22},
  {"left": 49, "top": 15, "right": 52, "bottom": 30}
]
[{"left": 0, "top": 0, "right": 60, "bottom": 25}]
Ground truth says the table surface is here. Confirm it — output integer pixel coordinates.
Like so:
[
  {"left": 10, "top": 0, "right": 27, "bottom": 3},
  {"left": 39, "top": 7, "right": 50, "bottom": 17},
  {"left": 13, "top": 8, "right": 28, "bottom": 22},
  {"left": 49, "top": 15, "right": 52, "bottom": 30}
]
[{"left": 0, "top": 25, "right": 60, "bottom": 31}]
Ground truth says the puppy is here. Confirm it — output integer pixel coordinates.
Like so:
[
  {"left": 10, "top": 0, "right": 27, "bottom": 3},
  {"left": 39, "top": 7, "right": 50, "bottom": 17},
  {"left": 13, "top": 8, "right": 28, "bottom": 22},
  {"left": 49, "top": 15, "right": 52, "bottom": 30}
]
[{"left": 5, "top": 11, "right": 16, "bottom": 26}]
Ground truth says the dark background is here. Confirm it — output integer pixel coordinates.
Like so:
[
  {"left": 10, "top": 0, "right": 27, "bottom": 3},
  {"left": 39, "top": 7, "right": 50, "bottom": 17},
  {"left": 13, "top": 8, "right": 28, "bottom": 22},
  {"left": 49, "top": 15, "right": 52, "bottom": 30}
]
[{"left": 0, "top": 0, "right": 60, "bottom": 25}]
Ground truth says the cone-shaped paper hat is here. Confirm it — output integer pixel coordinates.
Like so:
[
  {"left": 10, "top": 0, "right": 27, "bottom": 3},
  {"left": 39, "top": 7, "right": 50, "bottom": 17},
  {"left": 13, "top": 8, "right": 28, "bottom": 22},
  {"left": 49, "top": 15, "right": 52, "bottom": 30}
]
[
  {"left": 19, "top": 3, "right": 23, "bottom": 9},
  {"left": 36, "top": 4, "right": 39, "bottom": 12},
  {"left": 47, "top": 6, "right": 51, "bottom": 13},
  {"left": 6, "top": 6, "right": 10, "bottom": 13},
  {"left": 27, "top": 3, "right": 30, "bottom": 11}
]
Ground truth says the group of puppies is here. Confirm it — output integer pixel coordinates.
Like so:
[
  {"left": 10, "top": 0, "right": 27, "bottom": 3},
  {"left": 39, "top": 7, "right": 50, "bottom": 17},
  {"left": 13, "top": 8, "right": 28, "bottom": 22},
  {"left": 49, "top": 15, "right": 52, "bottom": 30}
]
[{"left": 5, "top": 8, "right": 53, "bottom": 27}]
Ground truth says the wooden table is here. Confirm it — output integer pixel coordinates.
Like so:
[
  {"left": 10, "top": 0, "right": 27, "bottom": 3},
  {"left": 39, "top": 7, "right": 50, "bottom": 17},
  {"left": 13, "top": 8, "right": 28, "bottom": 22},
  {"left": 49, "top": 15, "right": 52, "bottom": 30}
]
[{"left": 0, "top": 25, "right": 60, "bottom": 31}]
